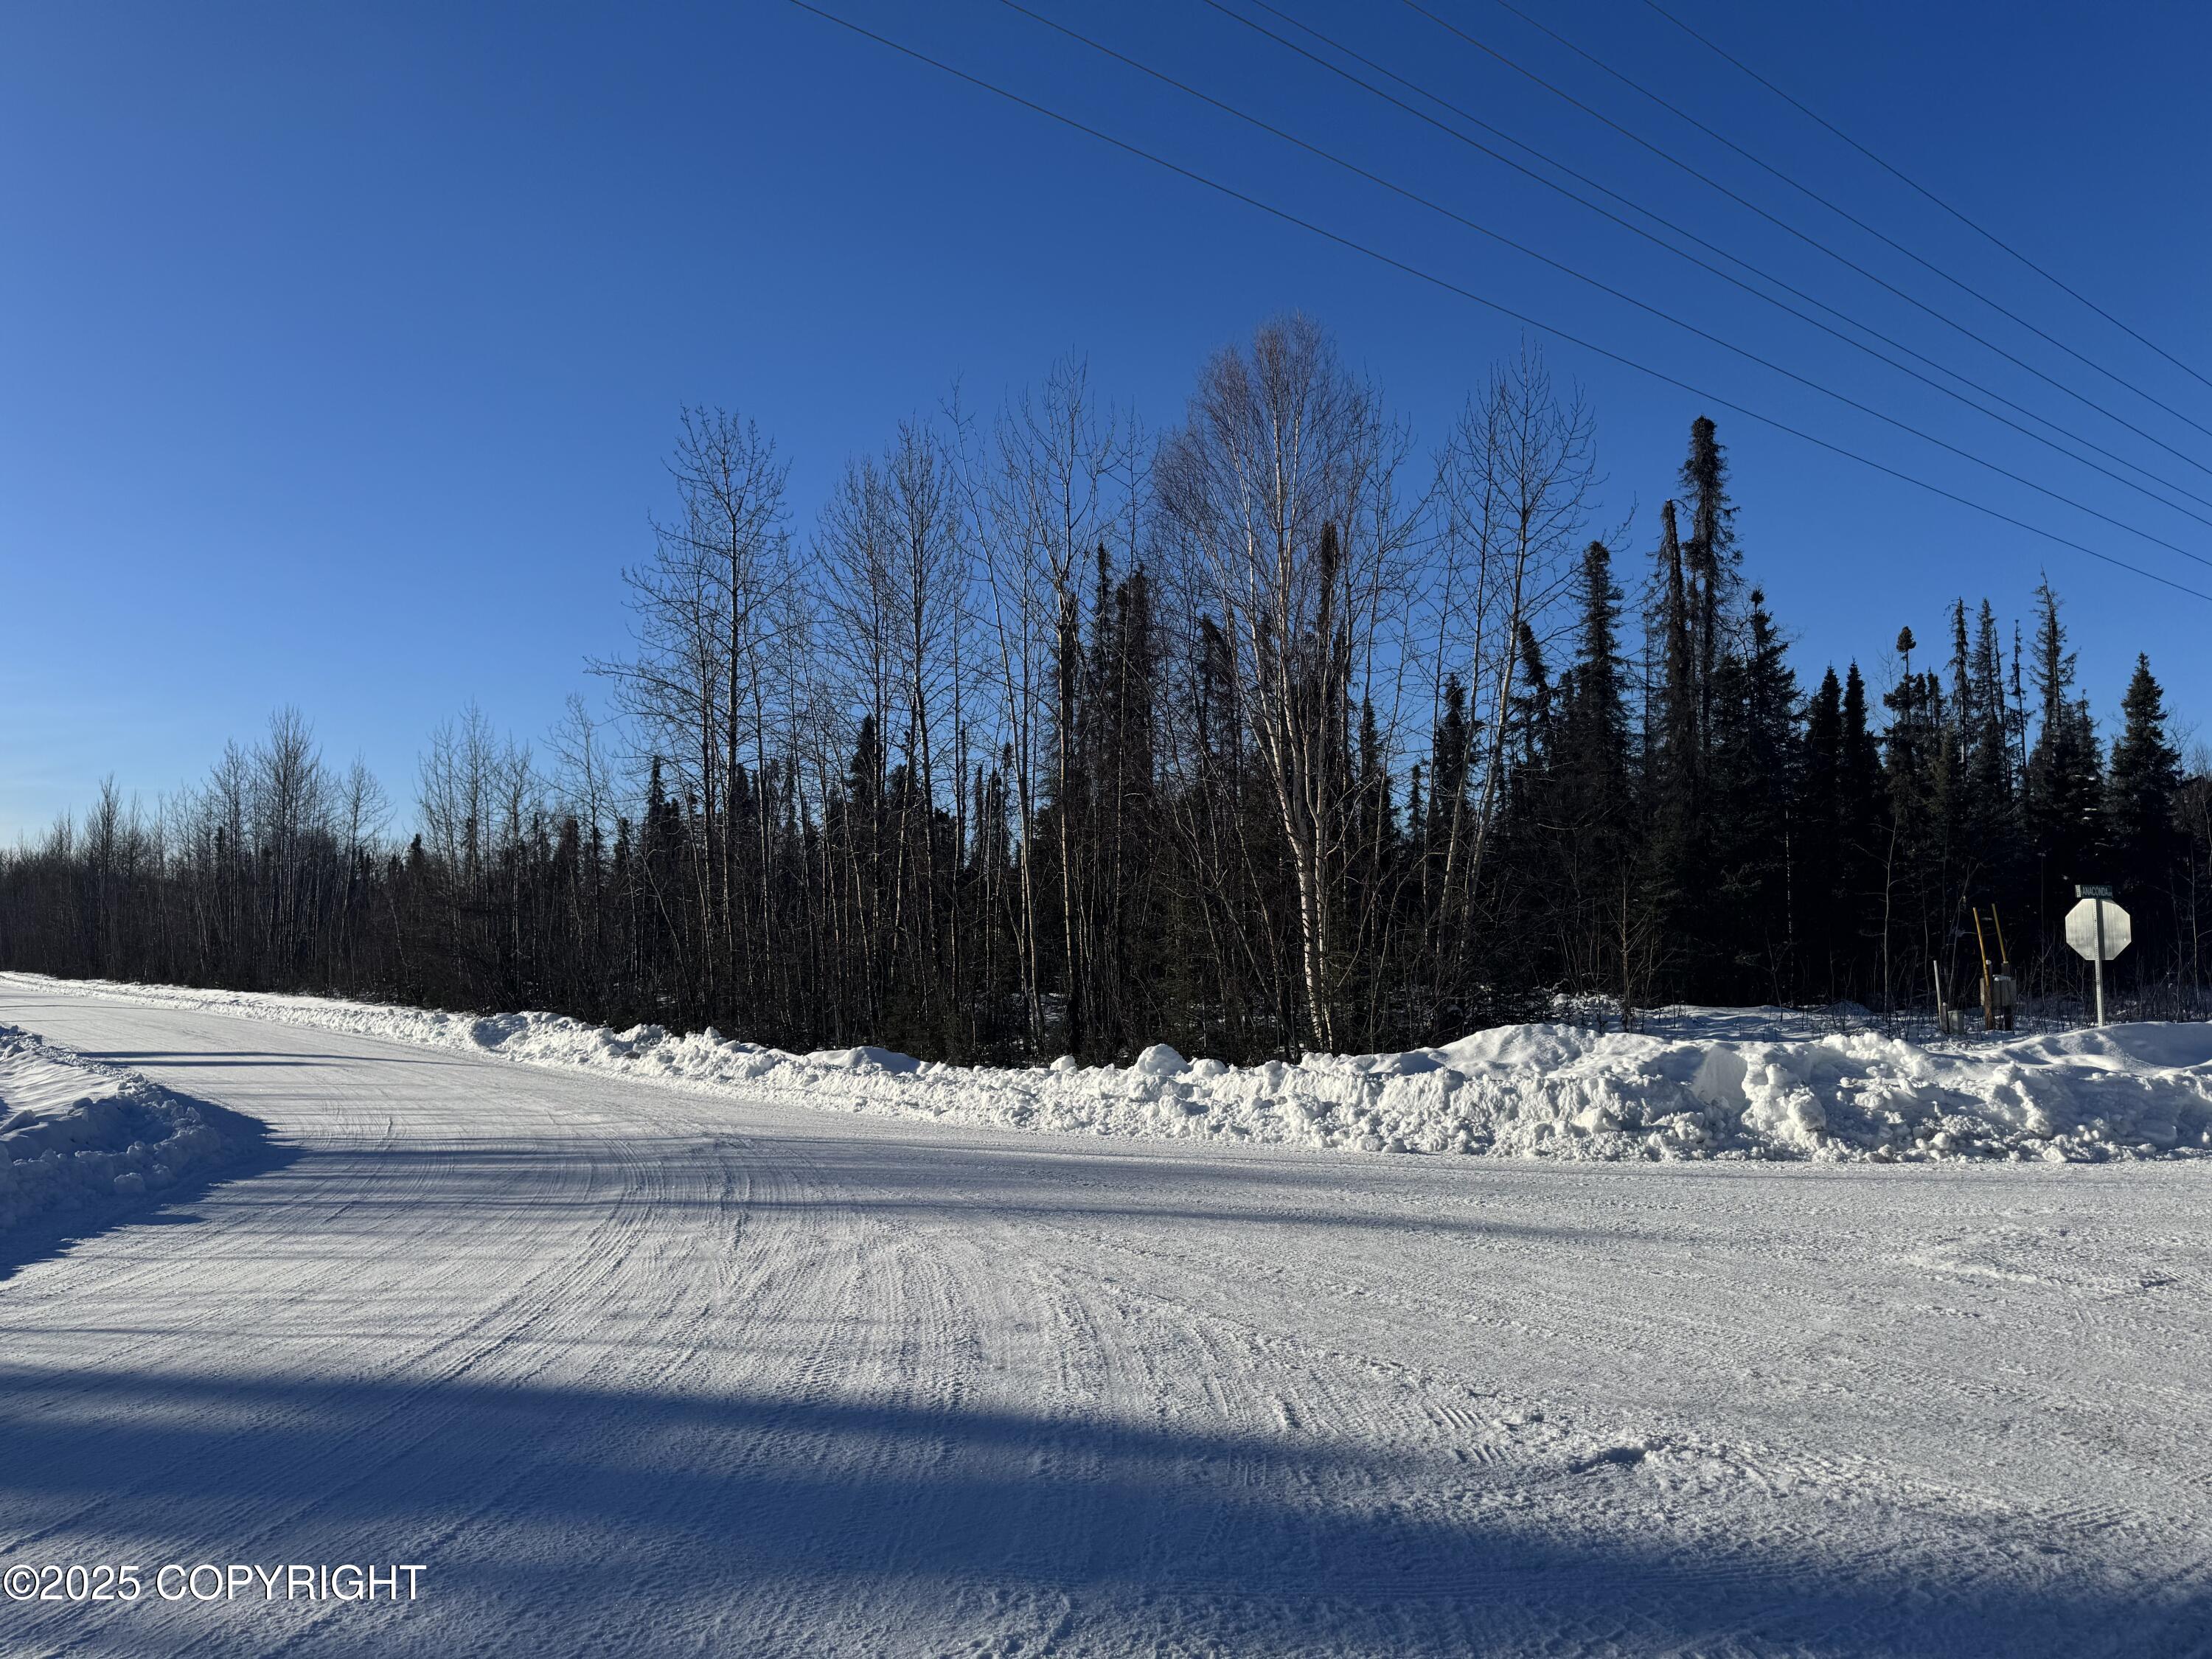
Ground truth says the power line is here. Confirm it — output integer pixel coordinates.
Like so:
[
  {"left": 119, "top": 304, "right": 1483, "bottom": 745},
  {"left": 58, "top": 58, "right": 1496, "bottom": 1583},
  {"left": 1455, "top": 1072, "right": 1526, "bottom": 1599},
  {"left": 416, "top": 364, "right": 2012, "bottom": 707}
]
[
  {"left": 1478, "top": 0, "right": 2212, "bottom": 429},
  {"left": 1638, "top": 0, "right": 2212, "bottom": 397},
  {"left": 1398, "top": 0, "right": 2212, "bottom": 470},
  {"left": 999, "top": 0, "right": 2212, "bottom": 559},
  {"left": 781, "top": 0, "right": 2212, "bottom": 605},
  {"left": 1201, "top": 0, "right": 2212, "bottom": 524}
]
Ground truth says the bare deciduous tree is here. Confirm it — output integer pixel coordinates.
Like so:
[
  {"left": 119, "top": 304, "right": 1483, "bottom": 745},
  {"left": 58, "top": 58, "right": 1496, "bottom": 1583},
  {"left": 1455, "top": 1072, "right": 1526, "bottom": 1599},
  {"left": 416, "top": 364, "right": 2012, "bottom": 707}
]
[{"left": 1155, "top": 314, "right": 1414, "bottom": 1049}]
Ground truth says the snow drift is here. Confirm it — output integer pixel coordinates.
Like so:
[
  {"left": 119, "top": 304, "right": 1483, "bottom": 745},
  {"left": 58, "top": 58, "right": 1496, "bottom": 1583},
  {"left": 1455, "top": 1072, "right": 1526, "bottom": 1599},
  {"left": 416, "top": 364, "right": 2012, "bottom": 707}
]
[
  {"left": 11, "top": 975, "right": 2211, "bottom": 1165},
  {"left": 0, "top": 1023, "right": 243, "bottom": 1233}
]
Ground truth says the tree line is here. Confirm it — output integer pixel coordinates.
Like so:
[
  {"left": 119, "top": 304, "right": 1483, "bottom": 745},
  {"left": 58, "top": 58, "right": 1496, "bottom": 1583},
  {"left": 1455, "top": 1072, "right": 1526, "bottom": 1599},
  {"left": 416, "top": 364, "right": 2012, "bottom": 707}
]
[{"left": 5, "top": 316, "right": 2207, "bottom": 1060}]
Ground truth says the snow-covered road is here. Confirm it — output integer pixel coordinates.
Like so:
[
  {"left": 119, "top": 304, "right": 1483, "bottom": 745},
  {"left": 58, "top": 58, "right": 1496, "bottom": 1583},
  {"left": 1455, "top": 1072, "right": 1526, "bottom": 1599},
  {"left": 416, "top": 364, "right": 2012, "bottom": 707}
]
[{"left": 2, "top": 984, "right": 2208, "bottom": 1657}]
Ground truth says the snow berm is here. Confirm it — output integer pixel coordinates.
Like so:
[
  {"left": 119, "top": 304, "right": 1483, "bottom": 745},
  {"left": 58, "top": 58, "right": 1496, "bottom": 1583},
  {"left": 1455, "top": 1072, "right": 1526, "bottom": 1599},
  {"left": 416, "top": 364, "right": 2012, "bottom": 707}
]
[
  {"left": 0, "top": 1022, "right": 243, "bottom": 1234},
  {"left": 10, "top": 974, "right": 2208, "bottom": 1164}
]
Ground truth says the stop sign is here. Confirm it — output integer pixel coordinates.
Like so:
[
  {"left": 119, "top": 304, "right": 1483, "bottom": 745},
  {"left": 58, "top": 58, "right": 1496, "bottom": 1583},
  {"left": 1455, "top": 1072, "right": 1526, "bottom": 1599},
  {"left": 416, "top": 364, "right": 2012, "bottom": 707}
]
[{"left": 2065, "top": 897, "right": 2132, "bottom": 961}]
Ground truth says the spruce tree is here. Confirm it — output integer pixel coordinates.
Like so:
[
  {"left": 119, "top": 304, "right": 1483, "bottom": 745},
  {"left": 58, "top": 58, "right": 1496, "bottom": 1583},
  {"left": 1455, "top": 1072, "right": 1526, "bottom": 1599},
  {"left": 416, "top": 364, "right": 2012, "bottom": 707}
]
[
  {"left": 1648, "top": 501, "right": 1700, "bottom": 925},
  {"left": 1559, "top": 541, "right": 1630, "bottom": 820},
  {"left": 1882, "top": 628, "right": 1952, "bottom": 1011},
  {"left": 1965, "top": 600, "right": 2017, "bottom": 884},
  {"left": 1800, "top": 668, "right": 1845, "bottom": 990},
  {"left": 1707, "top": 591, "right": 1799, "bottom": 998},
  {"left": 2105, "top": 655, "right": 2181, "bottom": 908},
  {"left": 1678, "top": 417, "right": 1739, "bottom": 750},
  {"left": 1836, "top": 664, "right": 1887, "bottom": 998},
  {"left": 1507, "top": 620, "right": 1553, "bottom": 769},
  {"left": 1551, "top": 539, "right": 1639, "bottom": 1008},
  {"left": 2024, "top": 581, "right": 2104, "bottom": 912}
]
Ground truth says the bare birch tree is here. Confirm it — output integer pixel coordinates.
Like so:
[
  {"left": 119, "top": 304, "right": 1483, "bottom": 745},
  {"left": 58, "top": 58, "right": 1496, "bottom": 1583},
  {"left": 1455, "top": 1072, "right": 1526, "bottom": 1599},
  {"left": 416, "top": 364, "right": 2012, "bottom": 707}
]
[
  {"left": 972, "top": 357, "right": 1130, "bottom": 1051},
  {"left": 1426, "top": 342, "right": 1596, "bottom": 999},
  {"left": 1155, "top": 314, "right": 1413, "bottom": 1050}
]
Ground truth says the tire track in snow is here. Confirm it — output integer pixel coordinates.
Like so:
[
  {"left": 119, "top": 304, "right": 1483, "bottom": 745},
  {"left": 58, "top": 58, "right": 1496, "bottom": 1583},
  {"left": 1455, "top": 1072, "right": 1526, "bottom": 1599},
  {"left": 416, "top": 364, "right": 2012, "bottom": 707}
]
[{"left": 3, "top": 988, "right": 2211, "bottom": 1656}]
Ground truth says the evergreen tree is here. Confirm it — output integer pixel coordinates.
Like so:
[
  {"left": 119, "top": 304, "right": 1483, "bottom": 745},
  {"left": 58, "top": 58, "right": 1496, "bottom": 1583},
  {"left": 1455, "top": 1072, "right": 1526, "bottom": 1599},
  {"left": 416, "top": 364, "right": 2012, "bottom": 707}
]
[
  {"left": 1506, "top": 621, "right": 1552, "bottom": 769},
  {"left": 1964, "top": 599, "right": 2017, "bottom": 891},
  {"left": 1799, "top": 668, "right": 1844, "bottom": 990},
  {"left": 1557, "top": 541, "right": 1632, "bottom": 827},
  {"left": 2024, "top": 581, "right": 2104, "bottom": 916},
  {"left": 1677, "top": 416, "right": 1739, "bottom": 749},
  {"left": 1548, "top": 539, "right": 1644, "bottom": 1007},
  {"left": 1882, "top": 627, "right": 1952, "bottom": 1010},
  {"left": 1836, "top": 663, "right": 1887, "bottom": 997},
  {"left": 1707, "top": 591, "right": 1799, "bottom": 998},
  {"left": 1646, "top": 500, "right": 1700, "bottom": 971},
  {"left": 2105, "top": 655, "right": 2181, "bottom": 911}
]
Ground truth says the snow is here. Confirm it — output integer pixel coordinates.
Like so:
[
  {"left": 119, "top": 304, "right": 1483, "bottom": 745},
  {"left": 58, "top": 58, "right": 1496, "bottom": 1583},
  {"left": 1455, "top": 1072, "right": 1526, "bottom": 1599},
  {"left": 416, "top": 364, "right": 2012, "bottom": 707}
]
[
  {"left": 0, "top": 1021, "right": 242, "bottom": 1234},
  {"left": 1, "top": 980, "right": 2208, "bottom": 1655},
  {"left": 7, "top": 974, "right": 2208, "bottom": 1166},
  {"left": 0, "top": 1026, "right": 125, "bottom": 1138}
]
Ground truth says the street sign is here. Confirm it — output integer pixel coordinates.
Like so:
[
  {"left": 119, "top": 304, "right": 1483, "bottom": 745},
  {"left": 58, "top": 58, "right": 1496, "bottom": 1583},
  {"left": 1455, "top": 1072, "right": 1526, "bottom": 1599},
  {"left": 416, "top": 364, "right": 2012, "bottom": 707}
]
[
  {"left": 2076, "top": 883, "right": 2115, "bottom": 900},
  {"left": 2065, "top": 894, "right": 2131, "bottom": 1026},
  {"left": 2065, "top": 898, "right": 2131, "bottom": 961}
]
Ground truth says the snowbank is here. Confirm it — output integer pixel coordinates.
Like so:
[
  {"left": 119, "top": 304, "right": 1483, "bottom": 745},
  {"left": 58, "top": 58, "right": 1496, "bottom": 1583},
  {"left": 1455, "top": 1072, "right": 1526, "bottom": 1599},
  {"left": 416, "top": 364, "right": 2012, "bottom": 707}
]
[
  {"left": 0, "top": 1024, "right": 243, "bottom": 1234},
  {"left": 11, "top": 975, "right": 2211, "bottom": 1166}
]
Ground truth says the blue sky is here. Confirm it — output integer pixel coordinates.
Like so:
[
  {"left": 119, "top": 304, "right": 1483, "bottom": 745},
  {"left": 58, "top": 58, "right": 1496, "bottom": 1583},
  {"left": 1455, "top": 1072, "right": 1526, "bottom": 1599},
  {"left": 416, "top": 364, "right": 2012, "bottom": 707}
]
[{"left": 5, "top": 0, "right": 2208, "bottom": 838}]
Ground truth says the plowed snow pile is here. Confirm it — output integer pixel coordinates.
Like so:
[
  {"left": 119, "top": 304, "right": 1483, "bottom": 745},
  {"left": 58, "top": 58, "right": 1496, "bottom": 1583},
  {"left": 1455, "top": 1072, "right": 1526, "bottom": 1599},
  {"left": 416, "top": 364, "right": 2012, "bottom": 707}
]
[
  {"left": 15, "top": 974, "right": 2209, "bottom": 1164},
  {"left": 0, "top": 1024, "right": 240, "bottom": 1231}
]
